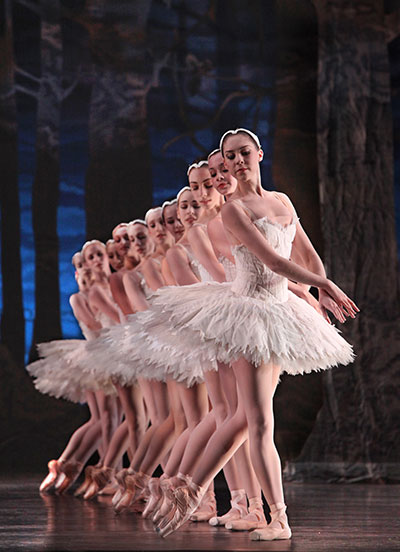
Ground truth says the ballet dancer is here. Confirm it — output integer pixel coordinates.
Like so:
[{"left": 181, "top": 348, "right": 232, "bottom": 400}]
[
  {"left": 28, "top": 258, "right": 107, "bottom": 493},
  {"left": 107, "top": 129, "right": 357, "bottom": 540}
]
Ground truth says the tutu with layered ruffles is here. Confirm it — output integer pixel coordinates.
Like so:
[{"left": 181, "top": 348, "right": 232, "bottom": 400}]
[{"left": 85, "top": 216, "right": 354, "bottom": 387}]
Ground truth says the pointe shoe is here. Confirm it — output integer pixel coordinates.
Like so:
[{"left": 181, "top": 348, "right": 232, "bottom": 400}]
[
  {"left": 39, "top": 460, "right": 61, "bottom": 493},
  {"left": 114, "top": 472, "right": 138, "bottom": 513},
  {"left": 83, "top": 466, "right": 114, "bottom": 500},
  {"left": 142, "top": 478, "right": 161, "bottom": 519},
  {"left": 98, "top": 480, "right": 119, "bottom": 496},
  {"left": 74, "top": 465, "right": 95, "bottom": 497},
  {"left": 209, "top": 489, "right": 248, "bottom": 526},
  {"left": 250, "top": 503, "right": 291, "bottom": 541},
  {"left": 55, "top": 461, "right": 83, "bottom": 494},
  {"left": 111, "top": 468, "right": 130, "bottom": 507},
  {"left": 226, "top": 497, "right": 266, "bottom": 531},
  {"left": 189, "top": 490, "right": 216, "bottom": 522},
  {"left": 157, "top": 482, "right": 205, "bottom": 538},
  {"left": 152, "top": 478, "right": 175, "bottom": 524}
]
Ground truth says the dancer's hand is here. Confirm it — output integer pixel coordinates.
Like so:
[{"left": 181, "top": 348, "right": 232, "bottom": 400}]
[
  {"left": 319, "top": 283, "right": 359, "bottom": 323},
  {"left": 298, "top": 289, "right": 327, "bottom": 320}
]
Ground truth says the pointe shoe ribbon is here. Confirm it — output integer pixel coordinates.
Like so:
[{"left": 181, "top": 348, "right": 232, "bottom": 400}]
[
  {"left": 226, "top": 496, "right": 266, "bottom": 531},
  {"left": 250, "top": 503, "right": 292, "bottom": 541},
  {"left": 189, "top": 490, "right": 217, "bottom": 522}
]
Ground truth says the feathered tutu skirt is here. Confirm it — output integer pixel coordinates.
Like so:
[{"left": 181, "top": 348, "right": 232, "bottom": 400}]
[
  {"left": 27, "top": 340, "right": 116, "bottom": 403},
  {"left": 85, "top": 280, "right": 354, "bottom": 387}
]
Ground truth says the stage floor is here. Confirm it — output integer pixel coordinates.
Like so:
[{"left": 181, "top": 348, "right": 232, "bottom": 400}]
[{"left": 1, "top": 475, "right": 399, "bottom": 552}]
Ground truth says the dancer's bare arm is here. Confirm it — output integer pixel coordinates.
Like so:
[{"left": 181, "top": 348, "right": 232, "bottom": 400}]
[
  {"left": 187, "top": 225, "right": 226, "bottom": 283},
  {"left": 221, "top": 201, "right": 358, "bottom": 321}
]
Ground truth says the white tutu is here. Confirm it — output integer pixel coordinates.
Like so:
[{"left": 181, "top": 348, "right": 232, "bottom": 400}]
[
  {"left": 87, "top": 217, "right": 354, "bottom": 385},
  {"left": 27, "top": 340, "right": 116, "bottom": 403}
]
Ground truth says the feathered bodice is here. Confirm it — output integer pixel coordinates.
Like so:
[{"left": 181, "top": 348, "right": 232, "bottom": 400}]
[{"left": 231, "top": 216, "right": 297, "bottom": 303}]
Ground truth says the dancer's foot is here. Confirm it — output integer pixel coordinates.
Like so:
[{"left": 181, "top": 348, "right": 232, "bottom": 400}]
[
  {"left": 157, "top": 481, "right": 205, "bottom": 538},
  {"left": 83, "top": 466, "right": 114, "bottom": 500},
  {"left": 55, "top": 460, "right": 83, "bottom": 494},
  {"left": 74, "top": 465, "right": 95, "bottom": 497},
  {"left": 39, "top": 460, "right": 61, "bottom": 493},
  {"left": 111, "top": 468, "right": 130, "bottom": 508},
  {"left": 152, "top": 477, "right": 175, "bottom": 524},
  {"left": 189, "top": 490, "right": 216, "bottom": 522},
  {"left": 114, "top": 471, "right": 151, "bottom": 513},
  {"left": 226, "top": 497, "right": 266, "bottom": 531},
  {"left": 152, "top": 473, "right": 190, "bottom": 524},
  {"left": 114, "top": 470, "right": 137, "bottom": 513},
  {"left": 209, "top": 489, "right": 247, "bottom": 526},
  {"left": 98, "top": 481, "right": 118, "bottom": 496},
  {"left": 250, "top": 503, "right": 291, "bottom": 541},
  {"left": 142, "top": 478, "right": 161, "bottom": 519}
]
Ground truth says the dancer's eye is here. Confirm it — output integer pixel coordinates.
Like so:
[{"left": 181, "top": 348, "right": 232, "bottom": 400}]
[{"left": 225, "top": 153, "right": 234, "bottom": 160}]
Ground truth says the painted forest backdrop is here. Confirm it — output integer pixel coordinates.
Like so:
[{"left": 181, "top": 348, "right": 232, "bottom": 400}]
[{"left": 1, "top": 0, "right": 400, "bottom": 478}]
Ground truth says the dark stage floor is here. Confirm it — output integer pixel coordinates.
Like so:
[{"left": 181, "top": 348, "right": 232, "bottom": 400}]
[{"left": 1, "top": 475, "right": 399, "bottom": 552}]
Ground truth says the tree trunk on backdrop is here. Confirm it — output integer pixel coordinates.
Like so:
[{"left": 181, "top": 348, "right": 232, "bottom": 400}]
[
  {"left": 0, "top": 0, "right": 25, "bottom": 365},
  {"left": 30, "top": 0, "right": 62, "bottom": 359},
  {"left": 84, "top": 0, "right": 154, "bottom": 241},
  {"left": 286, "top": 0, "right": 400, "bottom": 482},
  {"left": 271, "top": 0, "right": 324, "bottom": 462}
]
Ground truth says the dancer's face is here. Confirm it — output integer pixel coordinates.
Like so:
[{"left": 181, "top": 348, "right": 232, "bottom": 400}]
[
  {"left": 127, "top": 223, "right": 151, "bottom": 258},
  {"left": 188, "top": 166, "right": 221, "bottom": 210},
  {"left": 77, "top": 269, "right": 92, "bottom": 293},
  {"left": 112, "top": 226, "right": 130, "bottom": 257},
  {"left": 72, "top": 252, "right": 85, "bottom": 276},
  {"left": 147, "top": 208, "right": 167, "bottom": 245},
  {"left": 106, "top": 241, "right": 124, "bottom": 271},
  {"left": 177, "top": 190, "right": 201, "bottom": 229},
  {"left": 163, "top": 203, "right": 184, "bottom": 242},
  {"left": 222, "top": 133, "right": 263, "bottom": 182},
  {"left": 208, "top": 151, "right": 238, "bottom": 197},
  {"left": 84, "top": 243, "right": 108, "bottom": 275}
]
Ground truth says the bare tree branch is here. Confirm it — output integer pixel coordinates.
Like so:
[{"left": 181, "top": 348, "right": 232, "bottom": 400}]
[
  {"left": 15, "top": 67, "right": 41, "bottom": 84},
  {"left": 62, "top": 79, "right": 78, "bottom": 101},
  {"left": 15, "top": 84, "right": 39, "bottom": 99}
]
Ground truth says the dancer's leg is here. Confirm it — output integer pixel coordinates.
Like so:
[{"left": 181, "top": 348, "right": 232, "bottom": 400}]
[
  {"left": 162, "top": 382, "right": 209, "bottom": 477},
  {"left": 138, "top": 380, "right": 187, "bottom": 475},
  {"left": 232, "top": 359, "right": 282, "bottom": 507},
  {"left": 116, "top": 384, "right": 147, "bottom": 454},
  {"left": 95, "top": 391, "right": 121, "bottom": 461},
  {"left": 58, "top": 391, "right": 101, "bottom": 463}
]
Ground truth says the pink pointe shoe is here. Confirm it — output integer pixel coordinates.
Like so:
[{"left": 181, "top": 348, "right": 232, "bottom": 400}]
[
  {"left": 39, "top": 460, "right": 62, "bottom": 493},
  {"left": 209, "top": 489, "right": 248, "bottom": 526},
  {"left": 114, "top": 471, "right": 150, "bottom": 513},
  {"left": 74, "top": 465, "right": 95, "bottom": 497},
  {"left": 142, "top": 478, "right": 161, "bottom": 519},
  {"left": 189, "top": 490, "right": 216, "bottom": 522},
  {"left": 157, "top": 481, "right": 205, "bottom": 538},
  {"left": 152, "top": 477, "right": 175, "bottom": 524},
  {"left": 225, "top": 496, "right": 266, "bottom": 531},
  {"left": 55, "top": 460, "right": 83, "bottom": 494},
  {"left": 250, "top": 503, "right": 292, "bottom": 541},
  {"left": 83, "top": 466, "right": 114, "bottom": 500},
  {"left": 111, "top": 468, "right": 130, "bottom": 508}
]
